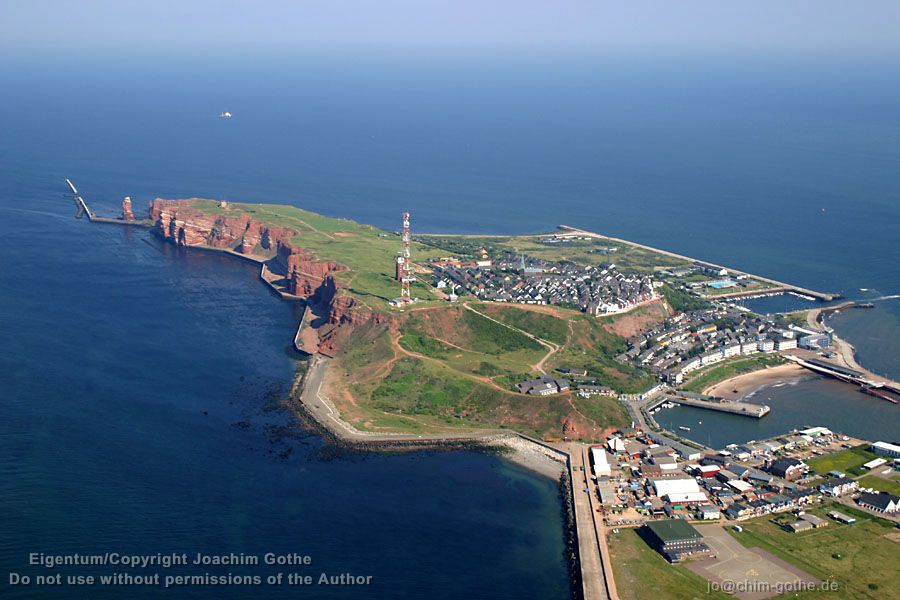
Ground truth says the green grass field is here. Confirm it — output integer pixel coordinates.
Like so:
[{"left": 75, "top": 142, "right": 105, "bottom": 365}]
[
  {"left": 806, "top": 445, "right": 880, "bottom": 477},
  {"left": 608, "top": 529, "right": 731, "bottom": 600},
  {"left": 729, "top": 503, "right": 898, "bottom": 599},
  {"left": 857, "top": 473, "right": 900, "bottom": 495},
  {"left": 680, "top": 354, "right": 786, "bottom": 392}
]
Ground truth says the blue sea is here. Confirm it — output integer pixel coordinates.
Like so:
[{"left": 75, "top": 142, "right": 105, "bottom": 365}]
[{"left": 1, "top": 52, "right": 899, "bottom": 597}]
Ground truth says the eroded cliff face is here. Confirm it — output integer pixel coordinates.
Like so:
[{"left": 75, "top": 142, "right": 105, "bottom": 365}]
[
  {"left": 317, "top": 292, "right": 388, "bottom": 356},
  {"left": 148, "top": 199, "right": 293, "bottom": 252},
  {"left": 275, "top": 243, "right": 346, "bottom": 298},
  {"left": 147, "top": 199, "right": 378, "bottom": 354}
]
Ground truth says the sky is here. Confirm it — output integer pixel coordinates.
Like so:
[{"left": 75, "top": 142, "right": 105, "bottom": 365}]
[{"left": 2, "top": 0, "right": 900, "bottom": 61}]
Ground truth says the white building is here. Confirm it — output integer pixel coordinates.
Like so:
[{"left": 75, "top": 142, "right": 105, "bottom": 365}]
[
  {"left": 872, "top": 441, "right": 900, "bottom": 458},
  {"left": 757, "top": 338, "right": 775, "bottom": 353},
  {"left": 701, "top": 351, "right": 724, "bottom": 366},
  {"left": 740, "top": 342, "right": 758, "bottom": 355},
  {"left": 723, "top": 344, "right": 741, "bottom": 358},
  {"left": 698, "top": 505, "right": 721, "bottom": 520},
  {"left": 591, "top": 447, "right": 612, "bottom": 478},
  {"left": 727, "top": 480, "right": 754, "bottom": 494},
  {"left": 863, "top": 458, "right": 888, "bottom": 470},
  {"left": 651, "top": 478, "right": 700, "bottom": 498},
  {"left": 775, "top": 337, "right": 797, "bottom": 351},
  {"left": 607, "top": 437, "right": 626, "bottom": 454}
]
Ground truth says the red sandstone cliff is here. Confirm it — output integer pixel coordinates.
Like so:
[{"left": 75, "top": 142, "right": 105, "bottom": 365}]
[{"left": 147, "top": 198, "right": 380, "bottom": 354}]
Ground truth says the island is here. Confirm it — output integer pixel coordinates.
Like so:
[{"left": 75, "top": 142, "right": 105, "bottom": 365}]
[{"left": 68, "top": 181, "right": 900, "bottom": 600}]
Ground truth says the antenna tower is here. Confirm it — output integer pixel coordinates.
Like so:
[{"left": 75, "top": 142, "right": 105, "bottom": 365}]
[{"left": 399, "top": 211, "right": 414, "bottom": 301}]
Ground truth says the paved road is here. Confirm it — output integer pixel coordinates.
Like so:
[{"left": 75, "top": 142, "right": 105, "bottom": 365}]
[{"left": 568, "top": 445, "right": 615, "bottom": 600}]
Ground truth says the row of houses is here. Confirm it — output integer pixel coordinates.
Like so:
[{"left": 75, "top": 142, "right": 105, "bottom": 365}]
[{"left": 617, "top": 308, "right": 803, "bottom": 383}]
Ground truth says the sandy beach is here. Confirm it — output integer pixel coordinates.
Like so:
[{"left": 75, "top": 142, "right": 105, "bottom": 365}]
[
  {"left": 492, "top": 435, "right": 567, "bottom": 480},
  {"left": 703, "top": 363, "right": 812, "bottom": 401}
]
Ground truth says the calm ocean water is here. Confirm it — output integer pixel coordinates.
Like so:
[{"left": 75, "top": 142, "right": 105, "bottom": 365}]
[{"left": 1, "top": 53, "right": 899, "bottom": 597}]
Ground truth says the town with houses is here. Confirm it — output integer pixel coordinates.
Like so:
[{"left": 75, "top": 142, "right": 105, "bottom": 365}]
[
  {"left": 590, "top": 428, "right": 899, "bottom": 563},
  {"left": 429, "top": 252, "right": 657, "bottom": 315},
  {"left": 413, "top": 231, "right": 899, "bottom": 595}
]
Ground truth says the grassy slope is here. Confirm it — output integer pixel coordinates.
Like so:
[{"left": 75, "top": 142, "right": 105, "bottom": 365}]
[
  {"left": 547, "top": 315, "right": 655, "bottom": 393},
  {"left": 474, "top": 303, "right": 569, "bottom": 345},
  {"left": 806, "top": 445, "right": 879, "bottom": 477},
  {"left": 609, "top": 529, "right": 731, "bottom": 600},
  {"left": 334, "top": 308, "right": 631, "bottom": 439},
  {"left": 729, "top": 503, "right": 898, "bottom": 599},
  {"left": 352, "top": 355, "right": 625, "bottom": 439}
]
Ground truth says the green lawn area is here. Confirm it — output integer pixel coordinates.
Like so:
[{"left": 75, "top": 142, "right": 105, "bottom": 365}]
[
  {"left": 857, "top": 473, "right": 900, "bottom": 496},
  {"left": 806, "top": 445, "right": 880, "bottom": 477},
  {"left": 680, "top": 354, "right": 786, "bottom": 393},
  {"left": 729, "top": 503, "right": 898, "bottom": 599},
  {"left": 608, "top": 529, "right": 731, "bottom": 600}
]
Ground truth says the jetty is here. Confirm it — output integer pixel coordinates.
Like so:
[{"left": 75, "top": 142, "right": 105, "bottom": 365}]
[
  {"left": 66, "top": 179, "right": 94, "bottom": 220},
  {"left": 66, "top": 179, "right": 149, "bottom": 226},
  {"left": 659, "top": 393, "right": 770, "bottom": 418}
]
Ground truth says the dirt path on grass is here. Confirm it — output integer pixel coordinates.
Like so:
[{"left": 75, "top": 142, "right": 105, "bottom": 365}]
[
  {"left": 463, "top": 303, "right": 560, "bottom": 375},
  {"left": 390, "top": 332, "right": 515, "bottom": 394}
]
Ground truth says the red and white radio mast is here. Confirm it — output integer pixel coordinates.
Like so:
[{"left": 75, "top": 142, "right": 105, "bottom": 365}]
[{"left": 398, "top": 211, "right": 415, "bottom": 302}]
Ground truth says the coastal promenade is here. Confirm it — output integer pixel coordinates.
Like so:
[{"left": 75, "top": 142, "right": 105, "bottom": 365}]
[{"left": 565, "top": 444, "right": 616, "bottom": 600}]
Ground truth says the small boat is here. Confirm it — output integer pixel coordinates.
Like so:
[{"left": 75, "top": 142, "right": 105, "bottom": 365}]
[
  {"left": 219, "top": 111, "right": 233, "bottom": 118},
  {"left": 679, "top": 426, "right": 691, "bottom": 432},
  {"left": 698, "top": 421, "right": 703, "bottom": 425}
]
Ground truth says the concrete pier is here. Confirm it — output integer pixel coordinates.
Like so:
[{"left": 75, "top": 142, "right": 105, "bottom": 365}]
[{"left": 666, "top": 395, "right": 770, "bottom": 418}]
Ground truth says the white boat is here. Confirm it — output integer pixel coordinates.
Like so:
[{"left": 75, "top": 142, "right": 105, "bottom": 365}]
[
  {"left": 219, "top": 111, "right": 232, "bottom": 118},
  {"left": 679, "top": 426, "right": 691, "bottom": 432}
]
